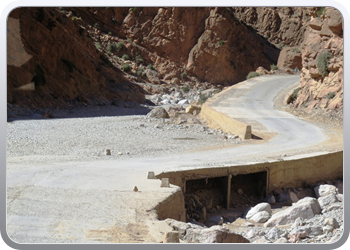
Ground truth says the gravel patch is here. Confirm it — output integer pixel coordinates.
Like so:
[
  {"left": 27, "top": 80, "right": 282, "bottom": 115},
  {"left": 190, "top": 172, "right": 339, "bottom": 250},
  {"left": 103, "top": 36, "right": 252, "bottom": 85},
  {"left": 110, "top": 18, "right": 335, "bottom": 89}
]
[{"left": 7, "top": 105, "right": 242, "bottom": 165}]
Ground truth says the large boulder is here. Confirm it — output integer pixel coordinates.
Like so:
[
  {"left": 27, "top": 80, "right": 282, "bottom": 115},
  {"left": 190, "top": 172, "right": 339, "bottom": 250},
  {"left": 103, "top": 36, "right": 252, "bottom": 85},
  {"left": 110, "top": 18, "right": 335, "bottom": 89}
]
[
  {"left": 314, "top": 184, "right": 338, "bottom": 198},
  {"left": 250, "top": 211, "right": 271, "bottom": 223},
  {"left": 264, "top": 197, "right": 321, "bottom": 227},
  {"left": 246, "top": 203, "right": 272, "bottom": 219},
  {"left": 147, "top": 107, "right": 170, "bottom": 119},
  {"left": 145, "top": 69, "right": 161, "bottom": 84}
]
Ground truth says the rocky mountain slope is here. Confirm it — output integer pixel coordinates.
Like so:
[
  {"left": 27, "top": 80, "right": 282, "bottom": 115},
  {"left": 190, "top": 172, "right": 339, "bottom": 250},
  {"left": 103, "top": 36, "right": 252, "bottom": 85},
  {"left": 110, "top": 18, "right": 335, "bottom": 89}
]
[
  {"left": 7, "top": 7, "right": 343, "bottom": 117},
  {"left": 292, "top": 7, "right": 343, "bottom": 112},
  {"left": 7, "top": 7, "right": 146, "bottom": 109}
]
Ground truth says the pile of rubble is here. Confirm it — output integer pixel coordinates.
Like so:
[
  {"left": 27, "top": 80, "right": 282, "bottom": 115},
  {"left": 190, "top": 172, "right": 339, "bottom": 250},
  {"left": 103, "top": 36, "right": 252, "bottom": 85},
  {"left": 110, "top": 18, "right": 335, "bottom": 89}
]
[{"left": 162, "top": 181, "right": 343, "bottom": 244}]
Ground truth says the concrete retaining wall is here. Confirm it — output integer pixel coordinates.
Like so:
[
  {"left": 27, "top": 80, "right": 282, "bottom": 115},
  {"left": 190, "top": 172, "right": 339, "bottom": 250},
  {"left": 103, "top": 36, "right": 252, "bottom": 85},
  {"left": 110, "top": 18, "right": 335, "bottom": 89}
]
[
  {"left": 153, "top": 189, "right": 186, "bottom": 222},
  {"left": 156, "top": 151, "right": 343, "bottom": 194},
  {"left": 200, "top": 103, "right": 252, "bottom": 139}
]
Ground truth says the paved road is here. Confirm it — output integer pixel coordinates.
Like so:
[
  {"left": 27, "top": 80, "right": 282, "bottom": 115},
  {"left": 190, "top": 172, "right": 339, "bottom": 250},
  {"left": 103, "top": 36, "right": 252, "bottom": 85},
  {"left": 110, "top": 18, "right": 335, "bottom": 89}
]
[{"left": 6, "top": 75, "right": 336, "bottom": 244}]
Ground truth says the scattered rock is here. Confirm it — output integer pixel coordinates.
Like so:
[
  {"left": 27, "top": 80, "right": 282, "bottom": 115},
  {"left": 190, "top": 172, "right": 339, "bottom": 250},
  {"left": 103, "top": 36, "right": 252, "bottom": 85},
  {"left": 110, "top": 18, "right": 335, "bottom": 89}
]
[
  {"left": 133, "top": 186, "right": 138, "bottom": 192},
  {"left": 185, "top": 105, "right": 201, "bottom": 114},
  {"left": 264, "top": 197, "right": 321, "bottom": 227},
  {"left": 145, "top": 69, "right": 161, "bottom": 84},
  {"left": 318, "top": 193, "right": 338, "bottom": 209},
  {"left": 246, "top": 203, "right": 272, "bottom": 219},
  {"left": 164, "top": 231, "right": 180, "bottom": 243},
  {"left": 314, "top": 184, "right": 338, "bottom": 198},
  {"left": 266, "top": 227, "right": 285, "bottom": 241},
  {"left": 184, "top": 225, "right": 250, "bottom": 243},
  {"left": 147, "top": 107, "right": 170, "bottom": 119},
  {"left": 324, "top": 217, "right": 339, "bottom": 229},
  {"left": 104, "top": 149, "right": 111, "bottom": 155},
  {"left": 251, "top": 211, "right": 271, "bottom": 223}
]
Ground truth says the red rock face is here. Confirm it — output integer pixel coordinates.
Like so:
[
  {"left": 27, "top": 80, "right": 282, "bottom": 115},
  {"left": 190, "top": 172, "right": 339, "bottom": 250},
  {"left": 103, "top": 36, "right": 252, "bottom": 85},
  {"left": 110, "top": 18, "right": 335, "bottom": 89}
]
[
  {"left": 7, "top": 7, "right": 145, "bottom": 108},
  {"left": 185, "top": 7, "right": 279, "bottom": 85},
  {"left": 231, "top": 7, "right": 311, "bottom": 48},
  {"left": 293, "top": 7, "right": 343, "bottom": 111},
  {"left": 7, "top": 7, "right": 342, "bottom": 113}
]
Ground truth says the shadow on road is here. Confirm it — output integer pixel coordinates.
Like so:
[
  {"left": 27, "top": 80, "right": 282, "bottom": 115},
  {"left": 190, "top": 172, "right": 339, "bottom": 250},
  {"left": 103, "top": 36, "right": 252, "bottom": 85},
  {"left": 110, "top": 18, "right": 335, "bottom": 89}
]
[{"left": 7, "top": 102, "right": 153, "bottom": 122}]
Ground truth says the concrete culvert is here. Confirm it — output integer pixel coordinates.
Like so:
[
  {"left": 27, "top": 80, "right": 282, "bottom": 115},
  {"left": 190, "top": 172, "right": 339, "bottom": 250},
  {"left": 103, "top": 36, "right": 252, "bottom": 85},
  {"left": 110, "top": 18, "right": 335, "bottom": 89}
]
[{"left": 183, "top": 171, "right": 267, "bottom": 225}]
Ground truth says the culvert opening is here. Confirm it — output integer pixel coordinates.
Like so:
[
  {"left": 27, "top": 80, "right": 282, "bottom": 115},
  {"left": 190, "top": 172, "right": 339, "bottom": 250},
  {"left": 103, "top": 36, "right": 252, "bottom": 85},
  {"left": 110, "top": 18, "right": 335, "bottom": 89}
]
[
  {"left": 184, "top": 171, "right": 267, "bottom": 226},
  {"left": 229, "top": 171, "right": 267, "bottom": 208}
]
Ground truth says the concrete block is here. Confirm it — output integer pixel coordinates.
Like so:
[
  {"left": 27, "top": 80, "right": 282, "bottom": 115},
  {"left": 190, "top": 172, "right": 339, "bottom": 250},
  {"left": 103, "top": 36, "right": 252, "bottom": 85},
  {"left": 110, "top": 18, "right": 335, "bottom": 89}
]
[
  {"left": 147, "top": 171, "right": 156, "bottom": 179},
  {"left": 160, "top": 178, "right": 170, "bottom": 187}
]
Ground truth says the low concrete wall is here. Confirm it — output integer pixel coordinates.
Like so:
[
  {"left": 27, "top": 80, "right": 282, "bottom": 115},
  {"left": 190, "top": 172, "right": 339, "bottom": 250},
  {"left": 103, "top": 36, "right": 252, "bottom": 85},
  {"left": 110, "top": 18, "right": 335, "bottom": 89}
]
[
  {"left": 200, "top": 103, "right": 252, "bottom": 139},
  {"left": 156, "top": 151, "right": 343, "bottom": 194},
  {"left": 153, "top": 189, "right": 186, "bottom": 222},
  {"left": 198, "top": 79, "right": 252, "bottom": 139}
]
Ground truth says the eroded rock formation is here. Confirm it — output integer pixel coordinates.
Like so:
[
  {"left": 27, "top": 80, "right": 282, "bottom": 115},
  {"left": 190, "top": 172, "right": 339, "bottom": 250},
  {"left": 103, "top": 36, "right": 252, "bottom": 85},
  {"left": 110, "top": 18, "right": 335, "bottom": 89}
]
[
  {"left": 292, "top": 7, "right": 343, "bottom": 112},
  {"left": 7, "top": 7, "right": 145, "bottom": 109},
  {"left": 7, "top": 7, "right": 343, "bottom": 115}
]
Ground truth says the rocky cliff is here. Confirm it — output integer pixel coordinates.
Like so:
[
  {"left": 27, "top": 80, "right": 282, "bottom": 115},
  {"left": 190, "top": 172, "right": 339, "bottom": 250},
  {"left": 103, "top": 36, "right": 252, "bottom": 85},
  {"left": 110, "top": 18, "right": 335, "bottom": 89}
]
[
  {"left": 7, "top": 7, "right": 343, "bottom": 116},
  {"left": 292, "top": 7, "right": 343, "bottom": 112},
  {"left": 7, "top": 7, "right": 145, "bottom": 109}
]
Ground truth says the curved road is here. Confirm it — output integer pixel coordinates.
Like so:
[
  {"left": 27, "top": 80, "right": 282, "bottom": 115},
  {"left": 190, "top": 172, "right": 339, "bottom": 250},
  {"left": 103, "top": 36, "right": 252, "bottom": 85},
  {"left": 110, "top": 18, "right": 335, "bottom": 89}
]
[{"left": 6, "top": 75, "right": 339, "bottom": 243}]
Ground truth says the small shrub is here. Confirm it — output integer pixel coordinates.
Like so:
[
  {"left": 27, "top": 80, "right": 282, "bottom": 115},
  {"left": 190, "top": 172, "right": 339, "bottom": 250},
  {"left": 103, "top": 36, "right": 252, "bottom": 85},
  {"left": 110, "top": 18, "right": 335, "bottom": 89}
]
[
  {"left": 135, "top": 54, "right": 144, "bottom": 64},
  {"left": 270, "top": 64, "right": 278, "bottom": 71},
  {"left": 147, "top": 64, "right": 155, "bottom": 70},
  {"left": 122, "top": 54, "right": 130, "bottom": 60},
  {"left": 127, "top": 38, "right": 132, "bottom": 43},
  {"left": 72, "top": 16, "right": 77, "bottom": 22},
  {"left": 316, "top": 7, "right": 326, "bottom": 17},
  {"left": 113, "top": 56, "right": 119, "bottom": 62},
  {"left": 94, "top": 23, "right": 99, "bottom": 29},
  {"left": 292, "top": 46, "right": 300, "bottom": 53},
  {"left": 198, "top": 94, "right": 209, "bottom": 105},
  {"left": 180, "top": 72, "right": 187, "bottom": 79},
  {"left": 289, "top": 87, "right": 300, "bottom": 103},
  {"left": 182, "top": 85, "right": 190, "bottom": 93},
  {"left": 116, "top": 42, "right": 124, "bottom": 50},
  {"left": 218, "top": 40, "right": 225, "bottom": 46},
  {"left": 107, "top": 42, "right": 117, "bottom": 53},
  {"left": 317, "top": 52, "right": 332, "bottom": 77},
  {"left": 137, "top": 67, "right": 144, "bottom": 76},
  {"left": 246, "top": 71, "right": 261, "bottom": 79},
  {"left": 112, "top": 19, "right": 119, "bottom": 25},
  {"left": 122, "top": 63, "right": 131, "bottom": 72},
  {"left": 94, "top": 42, "right": 102, "bottom": 50},
  {"left": 58, "top": 7, "right": 64, "bottom": 12},
  {"left": 129, "top": 7, "right": 136, "bottom": 14},
  {"left": 326, "top": 92, "right": 336, "bottom": 100},
  {"left": 108, "top": 31, "right": 112, "bottom": 35}
]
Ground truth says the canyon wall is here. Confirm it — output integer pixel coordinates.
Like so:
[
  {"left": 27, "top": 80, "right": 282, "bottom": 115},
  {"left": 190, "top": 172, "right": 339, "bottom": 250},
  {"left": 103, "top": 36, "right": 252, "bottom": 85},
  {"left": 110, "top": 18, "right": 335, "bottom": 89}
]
[{"left": 7, "top": 7, "right": 343, "bottom": 115}]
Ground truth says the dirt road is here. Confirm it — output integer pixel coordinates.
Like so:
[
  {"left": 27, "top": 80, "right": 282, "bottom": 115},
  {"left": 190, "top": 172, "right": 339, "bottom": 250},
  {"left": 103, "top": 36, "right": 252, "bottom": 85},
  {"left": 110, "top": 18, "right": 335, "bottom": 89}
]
[{"left": 6, "top": 75, "right": 342, "bottom": 243}]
